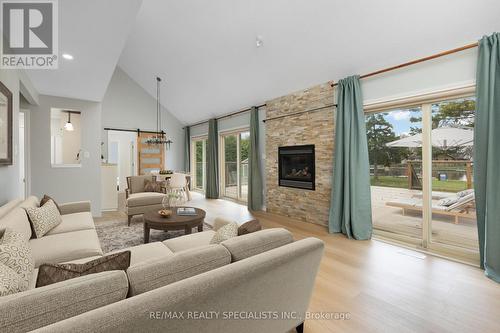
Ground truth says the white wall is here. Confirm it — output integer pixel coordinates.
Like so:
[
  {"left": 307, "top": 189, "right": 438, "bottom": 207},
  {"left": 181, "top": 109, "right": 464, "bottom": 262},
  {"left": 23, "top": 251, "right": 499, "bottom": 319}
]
[
  {"left": 102, "top": 67, "right": 185, "bottom": 171},
  {"left": 0, "top": 69, "right": 38, "bottom": 205},
  {"left": 30, "top": 95, "right": 102, "bottom": 216}
]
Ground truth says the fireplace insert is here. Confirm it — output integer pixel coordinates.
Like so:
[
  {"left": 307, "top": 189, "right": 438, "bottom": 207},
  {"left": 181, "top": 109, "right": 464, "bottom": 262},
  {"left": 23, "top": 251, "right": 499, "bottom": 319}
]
[{"left": 278, "top": 145, "right": 315, "bottom": 190}]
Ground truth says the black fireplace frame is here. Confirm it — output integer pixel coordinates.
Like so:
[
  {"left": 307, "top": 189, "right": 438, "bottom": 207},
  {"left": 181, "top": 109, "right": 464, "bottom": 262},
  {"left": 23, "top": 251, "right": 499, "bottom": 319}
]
[{"left": 278, "top": 144, "right": 315, "bottom": 191}]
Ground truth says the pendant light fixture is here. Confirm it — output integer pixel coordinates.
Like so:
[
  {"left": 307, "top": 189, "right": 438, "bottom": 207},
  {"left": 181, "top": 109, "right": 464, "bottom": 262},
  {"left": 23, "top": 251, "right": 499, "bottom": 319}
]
[
  {"left": 64, "top": 111, "right": 74, "bottom": 131},
  {"left": 145, "top": 76, "right": 173, "bottom": 149}
]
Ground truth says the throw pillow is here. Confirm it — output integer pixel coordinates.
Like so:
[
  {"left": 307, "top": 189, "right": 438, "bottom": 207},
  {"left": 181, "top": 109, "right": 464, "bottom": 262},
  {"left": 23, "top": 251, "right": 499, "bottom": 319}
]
[
  {"left": 238, "top": 219, "right": 262, "bottom": 236},
  {"left": 144, "top": 180, "right": 164, "bottom": 193},
  {"left": 40, "top": 194, "right": 61, "bottom": 213},
  {"left": 210, "top": 222, "right": 239, "bottom": 244},
  {"left": 437, "top": 197, "right": 459, "bottom": 207},
  {"left": 0, "top": 228, "right": 35, "bottom": 292},
  {"left": 213, "top": 217, "right": 233, "bottom": 231},
  {"left": 25, "top": 200, "right": 62, "bottom": 238},
  {"left": 36, "top": 251, "right": 131, "bottom": 288},
  {"left": 0, "top": 263, "right": 22, "bottom": 296}
]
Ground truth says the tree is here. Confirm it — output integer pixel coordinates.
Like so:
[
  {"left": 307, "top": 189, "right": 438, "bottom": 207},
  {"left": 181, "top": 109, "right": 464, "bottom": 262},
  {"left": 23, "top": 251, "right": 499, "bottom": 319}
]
[{"left": 365, "top": 114, "right": 399, "bottom": 179}]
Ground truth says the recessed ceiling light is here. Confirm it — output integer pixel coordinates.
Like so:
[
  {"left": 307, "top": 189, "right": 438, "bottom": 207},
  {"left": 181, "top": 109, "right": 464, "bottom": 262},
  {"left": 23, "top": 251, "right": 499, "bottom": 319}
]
[
  {"left": 256, "top": 36, "right": 264, "bottom": 48},
  {"left": 62, "top": 53, "right": 74, "bottom": 60}
]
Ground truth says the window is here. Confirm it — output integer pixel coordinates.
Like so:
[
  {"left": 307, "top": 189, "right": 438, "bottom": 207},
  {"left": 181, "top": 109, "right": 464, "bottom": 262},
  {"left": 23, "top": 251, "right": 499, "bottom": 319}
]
[
  {"left": 191, "top": 137, "right": 207, "bottom": 192},
  {"left": 366, "top": 94, "right": 478, "bottom": 264},
  {"left": 220, "top": 129, "right": 250, "bottom": 202},
  {"left": 50, "top": 108, "right": 82, "bottom": 167}
]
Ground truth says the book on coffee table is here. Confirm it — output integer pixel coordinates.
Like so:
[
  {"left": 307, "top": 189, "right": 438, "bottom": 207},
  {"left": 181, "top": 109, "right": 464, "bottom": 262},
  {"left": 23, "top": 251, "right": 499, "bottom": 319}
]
[{"left": 177, "top": 207, "right": 197, "bottom": 216}]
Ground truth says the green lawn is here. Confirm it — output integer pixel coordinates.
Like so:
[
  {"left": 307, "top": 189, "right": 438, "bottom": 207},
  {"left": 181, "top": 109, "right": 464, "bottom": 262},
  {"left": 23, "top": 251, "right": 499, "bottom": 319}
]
[{"left": 370, "top": 176, "right": 468, "bottom": 192}]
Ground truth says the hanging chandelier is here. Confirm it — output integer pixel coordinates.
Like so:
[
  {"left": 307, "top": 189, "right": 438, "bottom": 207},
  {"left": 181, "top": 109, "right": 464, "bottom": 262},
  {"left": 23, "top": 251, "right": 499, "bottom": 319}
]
[{"left": 146, "top": 76, "right": 173, "bottom": 149}]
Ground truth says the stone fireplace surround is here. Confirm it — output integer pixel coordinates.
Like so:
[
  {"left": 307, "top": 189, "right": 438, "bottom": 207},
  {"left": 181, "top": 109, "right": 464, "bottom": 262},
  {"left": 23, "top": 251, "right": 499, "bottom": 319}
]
[{"left": 265, "top": 83, "right": 335, "bottom": 226}]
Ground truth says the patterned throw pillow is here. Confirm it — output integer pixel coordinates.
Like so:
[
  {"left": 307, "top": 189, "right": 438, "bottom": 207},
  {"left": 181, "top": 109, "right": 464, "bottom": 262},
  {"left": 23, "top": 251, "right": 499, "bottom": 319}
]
[
  {"left": 0, "top": 228, "right": 35, "bottom": 293},
  {"left": 25, "top": 200, "right": 62, "bottom": 238},
  {"left": 210, "top": 222, "right": 239, "bottom": 244},
  {"left": 36, "top": 251, "right": 131, "bottom": 287},
  {"left": 0, "top": 263, "right": 22, "bottom": 296},
  {"left": 144, "top": 180, "right": 164, "bottom": 193},
  {"left": 40, "top": 194, "right": 61, "bottom": 213}
]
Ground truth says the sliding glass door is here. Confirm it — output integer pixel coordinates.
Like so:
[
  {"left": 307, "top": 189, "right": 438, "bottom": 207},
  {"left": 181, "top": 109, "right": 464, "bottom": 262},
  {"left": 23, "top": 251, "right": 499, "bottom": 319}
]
[
  {"left": 366, "top": 106, "right": 423, "bottom": 244},
  {"left": 220, "top": 129, "right": 250, "bottom": 202},
  {"left": 191, "top": 137, "right": 207, "bottom": 192},
  {"left": 366, "top": 94, "right": 479, "bottom": 263},
  {"left": 430, "top": 97, "right": 478, "bottom": 254}
]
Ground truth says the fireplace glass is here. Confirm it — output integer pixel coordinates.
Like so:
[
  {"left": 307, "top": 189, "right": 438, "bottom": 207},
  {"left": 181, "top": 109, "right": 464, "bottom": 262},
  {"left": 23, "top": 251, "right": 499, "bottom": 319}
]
[{"left": 278, "top": 145, "right": 315, "bottom": 190}]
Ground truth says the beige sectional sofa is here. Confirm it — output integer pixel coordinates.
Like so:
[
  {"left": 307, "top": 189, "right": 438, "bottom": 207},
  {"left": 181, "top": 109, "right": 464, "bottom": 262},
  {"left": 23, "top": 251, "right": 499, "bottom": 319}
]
[{"left": 0, "top": 197, "right": 324, "bottom": 333}]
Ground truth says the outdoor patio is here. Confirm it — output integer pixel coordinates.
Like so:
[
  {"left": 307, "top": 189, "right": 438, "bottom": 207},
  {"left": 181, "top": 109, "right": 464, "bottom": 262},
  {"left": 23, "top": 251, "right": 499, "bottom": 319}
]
[{"left": 371, "top": 186, "right": 479, "bottom": 251}]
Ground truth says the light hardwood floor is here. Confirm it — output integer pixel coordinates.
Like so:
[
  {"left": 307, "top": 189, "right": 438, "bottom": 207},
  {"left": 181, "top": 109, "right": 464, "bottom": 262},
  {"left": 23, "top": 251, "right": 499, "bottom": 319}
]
[{"left": 185, "top": 192, "right": 500, "bottom": 333}]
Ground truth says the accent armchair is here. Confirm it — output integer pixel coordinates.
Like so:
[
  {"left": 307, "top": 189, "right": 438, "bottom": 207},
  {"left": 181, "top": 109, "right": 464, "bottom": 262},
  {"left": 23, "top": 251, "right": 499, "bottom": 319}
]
[{"left": 125, "top": 175, "right": 166, "bottom": 226}]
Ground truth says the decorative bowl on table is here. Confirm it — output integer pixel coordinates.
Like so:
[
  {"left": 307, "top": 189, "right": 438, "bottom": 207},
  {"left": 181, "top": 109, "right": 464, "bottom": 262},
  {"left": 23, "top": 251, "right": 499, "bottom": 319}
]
[{"left": 158, "top": 209, "right": 172, "bottom": 218}]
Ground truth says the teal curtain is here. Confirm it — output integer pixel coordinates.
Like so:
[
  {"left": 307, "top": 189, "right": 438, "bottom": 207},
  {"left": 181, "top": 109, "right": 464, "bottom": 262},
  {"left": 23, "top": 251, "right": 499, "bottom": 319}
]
[
  {"left": 206, "top": 119, "right": 219, "bottom": 198},
  {"left": 248, "top": 107, "right": 263, "bottom": 210},
  {"left": 475, "top": 32, "right": 500, "bottom": 282},
  {"left": 328, "top": 75, "right": 372, "bottom": 240},
  {"left": 184, "top": 126, "right": 190, "bottom": 173}
]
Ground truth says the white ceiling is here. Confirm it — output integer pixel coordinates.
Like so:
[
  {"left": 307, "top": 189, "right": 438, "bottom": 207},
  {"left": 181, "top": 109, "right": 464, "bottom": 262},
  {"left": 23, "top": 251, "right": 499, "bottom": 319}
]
[
  {"left": 118, "top": 0, "right": 500, "bottom": 125},
  {"left": 26, "top": 0, "right": 500, "bottom": 124},
  {"left": 26, "top": 0, "right": 142, "bottom": 101}
]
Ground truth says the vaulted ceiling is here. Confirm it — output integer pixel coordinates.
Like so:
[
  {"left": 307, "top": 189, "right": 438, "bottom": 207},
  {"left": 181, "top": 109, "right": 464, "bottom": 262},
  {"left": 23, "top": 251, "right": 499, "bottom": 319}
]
[{"left": 26, "top": 0, "right": 500, "bottom": 124}]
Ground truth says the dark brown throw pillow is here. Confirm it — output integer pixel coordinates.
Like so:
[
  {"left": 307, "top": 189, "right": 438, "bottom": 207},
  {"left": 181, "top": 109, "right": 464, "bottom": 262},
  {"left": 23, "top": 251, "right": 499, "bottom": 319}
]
[
  {"left": 237, "top": 219, "right": 262, "bottom": 236},
  {"left": 40, "top": 194, "right": 61, "bottom": 213},
  {"left": 36, "top": 251, "right": 131, "bottom": 288},
  {"left": 144, "top": 180, "right": 164, "bottom": 193}
]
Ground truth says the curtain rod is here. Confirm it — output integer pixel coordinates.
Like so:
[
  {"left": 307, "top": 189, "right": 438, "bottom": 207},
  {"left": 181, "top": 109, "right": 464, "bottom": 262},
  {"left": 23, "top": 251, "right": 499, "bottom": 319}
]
[
  {"left": 183, "top": 103, "right": 266, "bottom": 129},
  {"left": 262, "top": 104, "right": 337, "bottom": 123},
  {"left": 329, "top": 42, "right": 478, "bottom": 87},
  {"left": 103, "top": 127, "right": 165, "bottom": 135}
]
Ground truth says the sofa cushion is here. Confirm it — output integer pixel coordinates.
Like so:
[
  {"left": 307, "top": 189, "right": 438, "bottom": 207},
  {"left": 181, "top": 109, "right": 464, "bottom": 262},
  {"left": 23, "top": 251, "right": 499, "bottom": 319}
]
[
  {"left": 126, "top": 192, "right": 165, "bottom": 208},
  {"left": 36, "top": 251, "right": 131, "bottom": 287},
  {"left": 0, "top": 271, "right": 128, "bottom": 333},
  {"left": 0, "top": 229, "right": 34, "bottom": 291},
  {"left": 0, "top": 199, "right": 22, "bottom": 219},
  {"left": 0, "top": 208, "right": 32, "bottom": 241},
  {"left": 109, "top": 242, "right": 174, "bottom": 266},
  {"left": 163, "top": 230, "right": 216, "bottom": 252},
  {"left": 221, "top": 228, "right": 294, "bottom": 262},
  {"left": 18, "top": 196, "right": 39, "bottom": 210},
  {"left": 30, "top": 229, "right": 103, "bottom": 267},
  {"left": 128, "top": 175, "right": 154, "bottom": 194},
  {"left": 25, "top": 200, "right": 62, "bottom": 238},
  {"left": 45, "top": 212, "right": 95, "bottom": 236},
  {"left": 127, "top": 244, "right": 231, "bottom": 296}
]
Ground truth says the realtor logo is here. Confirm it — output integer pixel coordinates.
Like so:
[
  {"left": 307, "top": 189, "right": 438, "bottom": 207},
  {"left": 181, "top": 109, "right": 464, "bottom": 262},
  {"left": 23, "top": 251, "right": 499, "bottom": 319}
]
[{"left": 1, "top": 0, "right": 58, "bottom": 69}]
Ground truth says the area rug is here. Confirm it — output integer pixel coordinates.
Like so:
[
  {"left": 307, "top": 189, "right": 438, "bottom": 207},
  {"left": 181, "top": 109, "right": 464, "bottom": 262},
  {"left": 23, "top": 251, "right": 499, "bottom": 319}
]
[{"left": 95, "top": 216, "right": 212, "bottom": 253}]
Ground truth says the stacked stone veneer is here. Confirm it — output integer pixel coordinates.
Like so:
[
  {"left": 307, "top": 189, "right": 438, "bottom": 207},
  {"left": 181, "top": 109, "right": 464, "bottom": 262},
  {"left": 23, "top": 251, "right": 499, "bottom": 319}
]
[{"left": 265, "top": 83, "right": 335, "bottom": 226}]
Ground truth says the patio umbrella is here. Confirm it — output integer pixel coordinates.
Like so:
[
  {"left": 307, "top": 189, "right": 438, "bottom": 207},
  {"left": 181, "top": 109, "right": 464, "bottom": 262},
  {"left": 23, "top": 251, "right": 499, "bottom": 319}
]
[{"left": 386, "top": 127, "right": 474, "bottom": 148}]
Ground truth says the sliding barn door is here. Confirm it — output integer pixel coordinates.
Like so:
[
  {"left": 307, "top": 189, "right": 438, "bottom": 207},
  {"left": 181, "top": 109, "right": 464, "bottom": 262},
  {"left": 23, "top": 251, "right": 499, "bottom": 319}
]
[{"left": 137, "top": 132, "right": 165, "bottom": 175}]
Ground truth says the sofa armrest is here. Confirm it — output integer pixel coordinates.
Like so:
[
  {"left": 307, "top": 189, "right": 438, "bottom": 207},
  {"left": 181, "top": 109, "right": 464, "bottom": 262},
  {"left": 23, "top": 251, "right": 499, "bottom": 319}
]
[
  {"left": 58, "top": 201, "right": 91, "bottom": 215},
  {"left": 0, "top": 271, "right": 128, "bottom": 333}
]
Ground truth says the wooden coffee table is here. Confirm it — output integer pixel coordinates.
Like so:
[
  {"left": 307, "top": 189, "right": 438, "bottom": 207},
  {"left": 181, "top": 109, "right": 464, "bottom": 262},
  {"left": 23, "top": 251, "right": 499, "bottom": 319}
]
[{"left": 142, "top": 207, "right": 206, "bottom": 244}]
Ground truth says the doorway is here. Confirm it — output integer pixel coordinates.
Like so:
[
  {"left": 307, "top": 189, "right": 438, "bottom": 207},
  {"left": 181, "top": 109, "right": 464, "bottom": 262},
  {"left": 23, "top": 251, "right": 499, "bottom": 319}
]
[
  {"left": 107, "top": 130, "right": 137, "bottom": 191},
  {"left": 220, "top": 129, "right": 250, "bottom": 202},
  {"left": 19, "top": 109, "right": 29, "bottom": 199}
]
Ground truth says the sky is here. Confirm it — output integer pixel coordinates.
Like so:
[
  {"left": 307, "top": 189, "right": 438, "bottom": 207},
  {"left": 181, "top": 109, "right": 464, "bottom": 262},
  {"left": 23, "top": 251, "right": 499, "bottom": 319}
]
[{"left": 382, "top": 109, "right": 421, "bottom": 137}]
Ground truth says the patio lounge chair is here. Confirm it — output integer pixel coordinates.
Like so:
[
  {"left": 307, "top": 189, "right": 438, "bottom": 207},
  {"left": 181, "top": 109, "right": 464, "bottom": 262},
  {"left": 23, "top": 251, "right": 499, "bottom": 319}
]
[{"left": 386, "top": 191, "right": 476, "bottom": 224}]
